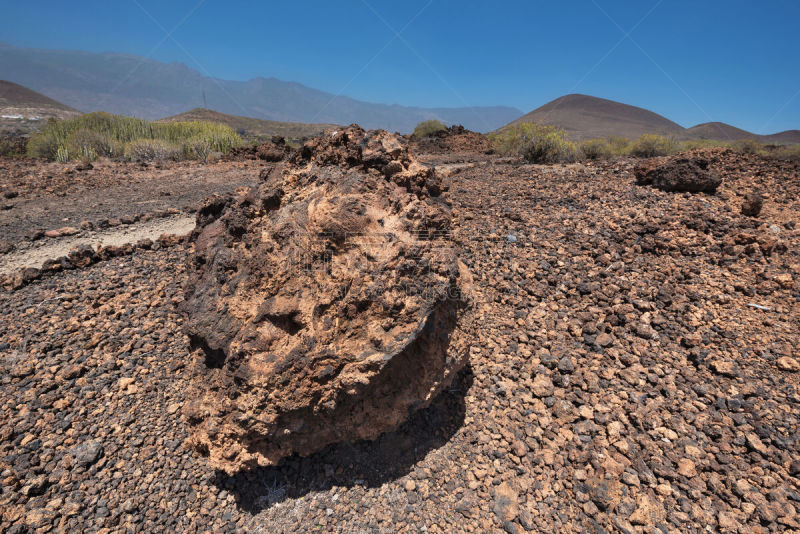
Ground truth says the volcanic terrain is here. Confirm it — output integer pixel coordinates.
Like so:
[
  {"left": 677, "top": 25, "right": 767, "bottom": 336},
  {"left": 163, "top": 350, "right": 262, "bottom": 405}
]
[{"left": 0, "top": 130, "right": 799, "bottom": 533}]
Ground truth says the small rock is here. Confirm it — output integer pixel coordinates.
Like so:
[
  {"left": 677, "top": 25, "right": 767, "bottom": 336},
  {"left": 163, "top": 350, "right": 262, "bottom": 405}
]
[
  {"left": 777, "top": 356, "right": 799, "bottom": 372},
  {"left": 532, "top": 375, "right": 555, "bottom": 397},
  {"left": 595, "top": 333, "right": 613, "bottom": 347},
  {"left": 745, "top": 433, "right": 769, "bottom": 456},
  {"left": 493, "top": 482, "right": 519, "bottom": 523},
  {"left": 709, "top": 359, "right": 738, "bottom": 377},
  {"left": 628, "top": 493, "right": 666, "bottom": 526},
  {"left": 72, "top": 440, "right": 103, "bottom": 467},
  {"left": 677, "top": 458, "right": 697, "bottom": 477},
  {"left": 588, "top": 478, "right": 622, "bottom": 511},
  {"left": 741, "top": 191, "right": 763, "bottom": 217},
  {"left": 557, "top": 356, "right": 575, "bottom": 374}
]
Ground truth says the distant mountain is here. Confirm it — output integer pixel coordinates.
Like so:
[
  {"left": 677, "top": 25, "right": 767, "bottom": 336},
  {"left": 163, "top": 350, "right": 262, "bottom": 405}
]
[
  {"left": 505, "top": 94, "right": 799, "bottom": 144},
  {"left": 685, "top": 122, "right": 757, "bottom": 141},
  {"left": 0, "top": 79, "right": 79, "bottom": 120},
  {"left": 158, "top": 108, "right": 336, "bottom": 141},
  {"left": 0, "top": 42, "right": 522, "bottom": 133},
  {"left": 760, "top": 130, "right": 800, "bottom": 145},
  {"left": 505, "top": 94, "right": 685, "bottom": 140}
]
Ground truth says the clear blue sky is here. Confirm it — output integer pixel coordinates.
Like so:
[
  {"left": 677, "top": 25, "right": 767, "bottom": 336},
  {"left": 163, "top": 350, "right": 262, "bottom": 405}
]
[{"left": 1, "top": 0, "right": 799, "bottom": 133}]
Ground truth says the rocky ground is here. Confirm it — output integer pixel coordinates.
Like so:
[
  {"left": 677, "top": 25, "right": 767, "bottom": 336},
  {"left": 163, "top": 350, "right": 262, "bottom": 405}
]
[
  {"left": 1, "top": 147, "right": 799, "bottom": 533},
  {"left": 0, "top": 157, "right": 262, "bottom": 245}
]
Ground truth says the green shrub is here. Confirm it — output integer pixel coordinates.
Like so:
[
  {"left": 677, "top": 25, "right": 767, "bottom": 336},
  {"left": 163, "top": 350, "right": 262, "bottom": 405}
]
[
  {"left": 765, "top": 144, "right": 800, "bottom": 161},
  {"left": 123, "top": 139, "right": 180, "bottom": 161},
  {"left": 27, "top": 111, "right": 243, "bottom": 162},
  {"left": 66, "top": 128, "right": 122, "bottom": 161},
  {"left": 580, "top": 138, "right": 613, "bottom": 160},
  {"left": 0, "top": 136, "right": 27, "bottom": 157},
  {"left": 606, "top": 136, "right": 630, "bottom": 155},
  {"left": 627, "top": 134, "right": 679, "bottom": 158},
  {"left": 412, "top": 119, "right": 447, "bottom": 139},
  {"left": 490, "top": 123, "right": 580, "bottom": 163},
  {"left": 731, "top": 139, "right": 764, "bottom": 155},
  {"left": 55, "top": 146, "right": 70, "bottom": 163}
]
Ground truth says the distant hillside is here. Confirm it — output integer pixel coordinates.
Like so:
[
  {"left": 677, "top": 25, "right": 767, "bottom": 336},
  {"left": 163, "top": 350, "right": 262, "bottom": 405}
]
[
  {"left": 505, "top": 94, "right": 685, "bottom": 140},
  {"left": 761, "top": 130, "right": 800, "bottom": 145},
  {"left": 685, "top": 122, "right": 757, "bottom": 141},
  {"left": 505, "top": 94, "right": 799, "bottom": 144},
  {"left": 0, "top": 42, "right": 522, "bottom": 133},
  {"left": 158, "top": 108, "right": 336, "bottom": 141},
  {"left": 0, "top": 80, "right": 80, "bottom": 135}
]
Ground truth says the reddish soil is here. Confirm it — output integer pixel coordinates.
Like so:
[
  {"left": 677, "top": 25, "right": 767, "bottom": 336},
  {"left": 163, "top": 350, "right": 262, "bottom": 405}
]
[
  {"left": 0, "top": 157, "right": 265, "bottom": 244},
  {"left": 0, "top": 142, "right": 799, "bottom": 533}
]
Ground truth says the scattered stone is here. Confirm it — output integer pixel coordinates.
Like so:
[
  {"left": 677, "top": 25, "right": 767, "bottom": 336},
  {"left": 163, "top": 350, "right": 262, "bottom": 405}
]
[
  {"left": 492, "top": 482, "right": 519, "bottom": 523},
  {"left": 777, "top": 356, "right": 799, "bottom": 372},
  {"left": 741, "top": 190, "right": 763, "bottom": 216},
  {"left": 72, "top": 440, "right": 103, "bottom": 467},
  {"left": 532, "top": 375, "right": 555, "bottom": 398},
  {"left": 709, "top": 359, "right": 738, "bottom": 377}
]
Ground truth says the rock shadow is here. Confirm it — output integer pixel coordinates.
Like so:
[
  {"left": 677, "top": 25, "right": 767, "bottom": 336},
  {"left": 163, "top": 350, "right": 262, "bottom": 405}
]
[{"left": 212, "top": 364, "right": 473, "bottom": 514}]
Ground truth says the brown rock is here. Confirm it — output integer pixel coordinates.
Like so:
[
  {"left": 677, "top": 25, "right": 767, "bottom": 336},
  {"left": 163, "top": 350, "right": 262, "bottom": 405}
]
[
  {"left": 492, "top": 482, "right": 519, "bottom": 523},
  {"left": 777, "top": 356, "right": 799, "bottom": 372},
  {"left": 629, "top": 493, "right": 666, "bottom": 526},
  {"left": 677, "top": 458, "right": 697, "bottom": 477},
  {"left": 67, "top": 244, "right": 97, "bottom": 268},
  {"left": 57, "top": 226, "right": 80, "bottom": 236},
  {"left": 741, "top": 190, "right": 763, "bottom": 216},
  {"left": 182, "top": 126, "right": 471, "bottom": 473},
  {"left": 532, "top": 374, "right": 555, "bottom": 397},
  {"left": 709, "top": 359, "right": 738, "bottom": 377},
  {"left": 635, "top": 154, "right": 721, "bottom": 193}
]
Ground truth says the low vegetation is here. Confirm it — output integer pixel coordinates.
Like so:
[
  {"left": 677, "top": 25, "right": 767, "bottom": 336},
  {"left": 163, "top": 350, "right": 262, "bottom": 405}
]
[
  {"left": 627, "top": 134, "right": 680, "bottom": 158},
  {"left": 27, "top": 112, "right": 243, "bottom": 162},
  {"left": 0, "top": 135, "right": 27, "bottom": 157},
  {"left": 496, "top": 124, "right": 800, "bottom": 162},
  {"left": 489, "top": 123, "right": 580, "bottom": 163},
  {"left": 412, "top": 119, "right": 447, "bottom": 139}
]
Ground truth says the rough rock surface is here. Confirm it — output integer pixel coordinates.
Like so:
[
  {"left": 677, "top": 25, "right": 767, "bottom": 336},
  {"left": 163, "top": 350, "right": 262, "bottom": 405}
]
[
  {"left": 182, "top": 126, "right": 472, "bottom": 472},
  {"left": 742, "top": 189, "right": 764, "bottom": 216},
  {"left": 635, "top": 151, "right": 722, "bottom": 193},
  {"left": 411, "top": 125, "right": 491, "bottom": 155}
]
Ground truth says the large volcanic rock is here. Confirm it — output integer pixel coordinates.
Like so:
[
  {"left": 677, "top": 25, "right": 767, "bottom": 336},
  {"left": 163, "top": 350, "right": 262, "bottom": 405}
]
[
  {"left": 181, "top": 126, "right": 472, "bottom": 473},
  {"left": 635, "top": 153, "right": 722, "bottom": 193}
]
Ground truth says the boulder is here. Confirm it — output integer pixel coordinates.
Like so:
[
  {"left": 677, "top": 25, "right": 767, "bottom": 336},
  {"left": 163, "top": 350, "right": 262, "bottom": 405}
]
[
  {"left": 182, "top": 126, "right": 472, "bottom": 473},
  {"left": 635, "top": 155, "right": 721, "bottom": 193}
]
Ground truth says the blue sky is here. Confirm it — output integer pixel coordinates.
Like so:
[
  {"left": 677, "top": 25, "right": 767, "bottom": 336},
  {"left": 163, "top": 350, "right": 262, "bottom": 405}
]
[{"left": 1, "top": 0, "right": 798, "bottom": 133}]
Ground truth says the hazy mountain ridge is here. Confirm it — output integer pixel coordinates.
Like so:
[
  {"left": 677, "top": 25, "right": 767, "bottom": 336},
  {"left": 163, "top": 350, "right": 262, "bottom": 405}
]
[{"left": 0, "top": 42, "right": 522, "bottom": 133}]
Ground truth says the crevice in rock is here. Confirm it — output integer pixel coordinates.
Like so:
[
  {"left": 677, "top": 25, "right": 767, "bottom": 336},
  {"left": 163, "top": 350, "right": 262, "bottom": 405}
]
[
  {"left": 189, "top": 334, "right": 227, "bottom": 369},
  {"left": 265, "top": 312, "right": 304, "bottom": 336}
]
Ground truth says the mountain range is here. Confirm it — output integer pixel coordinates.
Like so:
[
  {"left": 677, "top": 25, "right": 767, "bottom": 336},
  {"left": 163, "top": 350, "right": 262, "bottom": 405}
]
[
  {"left": 1, "top": 42, "right": 797, "bottom": 143},
  {"left": 0, "top": 42, "right": 521, "bottom": 133},
  {"left": 508, "top": 94, "right": 800, "bottom": 144}
]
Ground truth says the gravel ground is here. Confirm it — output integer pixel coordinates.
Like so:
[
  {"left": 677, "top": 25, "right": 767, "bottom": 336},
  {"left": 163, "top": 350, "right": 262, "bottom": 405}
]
[{"left": 1, "top": 150, "right": 798, "bottom": 533}]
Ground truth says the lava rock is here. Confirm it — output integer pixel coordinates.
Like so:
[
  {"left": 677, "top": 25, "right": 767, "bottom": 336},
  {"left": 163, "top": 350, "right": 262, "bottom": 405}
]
[
  {"left": 182, "top": 126, "right": 472, "bottom": 473},
  {"left": 635, "top": 154, "right": 721, "bottom": 193},
  {"left": 741, "top": 190, "right": 763, "bottom": 217},
  {"left": 72, "top": 440, "right": 103, "bottom": 467}
]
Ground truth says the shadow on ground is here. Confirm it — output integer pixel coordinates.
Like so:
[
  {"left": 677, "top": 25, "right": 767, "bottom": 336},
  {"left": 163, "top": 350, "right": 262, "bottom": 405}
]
[{"left": 213, "top": 365, "right": 473, "bottom": 513}]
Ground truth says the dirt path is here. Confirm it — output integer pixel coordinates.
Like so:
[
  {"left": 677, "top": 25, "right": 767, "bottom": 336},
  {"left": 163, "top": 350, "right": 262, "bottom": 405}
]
[{"left": 0, "top": 214, "right": 195, "bottom": 274}]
